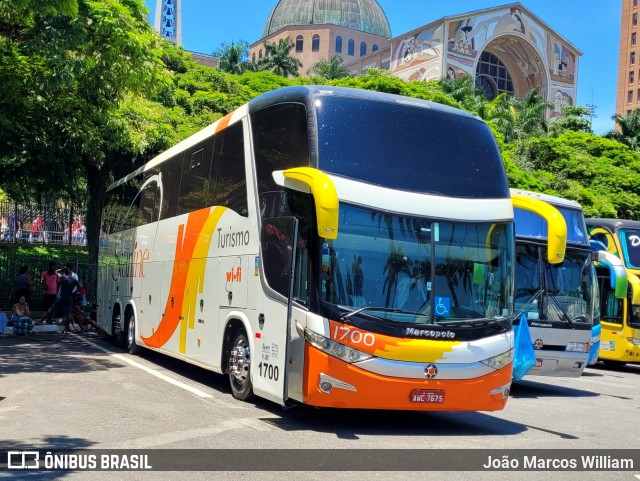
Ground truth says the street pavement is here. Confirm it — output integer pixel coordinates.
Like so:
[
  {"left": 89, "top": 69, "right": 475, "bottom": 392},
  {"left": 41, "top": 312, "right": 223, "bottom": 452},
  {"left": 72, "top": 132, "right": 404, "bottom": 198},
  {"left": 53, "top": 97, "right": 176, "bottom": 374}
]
[{"left": 0, "top": 331, "right": 639, "bottom": 481}]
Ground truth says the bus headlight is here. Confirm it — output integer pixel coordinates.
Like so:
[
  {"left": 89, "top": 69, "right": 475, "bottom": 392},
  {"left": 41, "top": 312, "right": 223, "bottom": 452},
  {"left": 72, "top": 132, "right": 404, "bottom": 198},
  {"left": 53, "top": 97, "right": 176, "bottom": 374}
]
[
  {"left": 565, "top": 342, "right": 587, "bottom": 352},
  {"left": 480, "top": 349, "right": 514, "bottom": 370},
  {"left": 627, "top": 337, "right": 640, "bottom": 345},
  {"left": 304, "top": 329, "right": 373, "bottom": 363}
]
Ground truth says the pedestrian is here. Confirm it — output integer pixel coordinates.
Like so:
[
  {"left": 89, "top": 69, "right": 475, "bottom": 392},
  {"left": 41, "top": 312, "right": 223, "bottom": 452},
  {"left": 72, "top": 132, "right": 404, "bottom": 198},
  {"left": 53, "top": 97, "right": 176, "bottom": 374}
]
[
  {"left": 41, "top": 262, "right": 59, "bottom": 313},
  {"left": 12, "top": 295, "right": 34, "bottom": 336},
  {"left": 14, "top": 265, "right": 34, "bottom": 303},
  {"left": 47, "top": 264, "right": 78, "bottom": 333}
]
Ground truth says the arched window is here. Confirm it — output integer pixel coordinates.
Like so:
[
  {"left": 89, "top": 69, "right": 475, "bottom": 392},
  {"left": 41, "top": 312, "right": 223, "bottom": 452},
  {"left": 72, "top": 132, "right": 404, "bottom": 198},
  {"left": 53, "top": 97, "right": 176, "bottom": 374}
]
[
  {"left": 372, "top": 44, "right": 379, "bottom": 52},
  {"left": 296, "top": 35, "right": 304, "bottom": 53},
  {"left": 475, "top": 51, "right": 514, "bottom": 100},
  {"left": 360, "top": 41, "right": 367, "bottom": 56},
  {"left": 252, "top": 52, "right": 256, "bottom": 63},
  {"left": 312, "top": 34, "right": 320, "bottom": 52},
  {"left": 259, "top": 49, "right": 263, "bottom": 60},
  {"left": 348, "top": 39, "right": 355, "bottom": 56},
  {"left": 335, "top": 36, "right": 343, "bottom": 53}
]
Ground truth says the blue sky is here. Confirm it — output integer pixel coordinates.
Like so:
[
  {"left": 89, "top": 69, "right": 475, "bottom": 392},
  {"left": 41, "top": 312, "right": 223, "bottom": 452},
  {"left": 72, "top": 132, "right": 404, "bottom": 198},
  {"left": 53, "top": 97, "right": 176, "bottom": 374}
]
[{"left": 144, "top": 0, "right": 620, "bottom": 134}]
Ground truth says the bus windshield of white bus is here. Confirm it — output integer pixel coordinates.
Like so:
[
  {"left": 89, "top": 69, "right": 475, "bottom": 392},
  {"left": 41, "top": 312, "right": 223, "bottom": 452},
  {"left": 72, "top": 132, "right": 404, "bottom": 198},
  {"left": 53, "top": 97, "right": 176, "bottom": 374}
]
[
  {"left": 319, "top": 203, "right": 514, "bottom": 326},
  {"left": 515, "top": 207, "right": 588, "bottom": 245},
  {"left": 314, "top": 96, "right": 508, "bottom": 199},
  {"left": 515, "top": 245, "right": 593, "bottom": 324},
  {"left": 618, "top": 228, "right": 640, "bottom": 268}
]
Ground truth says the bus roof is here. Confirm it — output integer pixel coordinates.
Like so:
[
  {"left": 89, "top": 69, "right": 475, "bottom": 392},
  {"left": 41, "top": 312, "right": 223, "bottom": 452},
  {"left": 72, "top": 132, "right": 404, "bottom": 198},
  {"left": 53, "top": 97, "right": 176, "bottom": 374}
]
[
  {"left": 107, "top": 86, "right": 485, "bottom": 193},
  {"left": 247, "top": 85, "right": 481, "bottom": 122},
  {"left": 510, "top": 188, "right": 582, "bottom": 211},
  {"left": 586, "top": 218, "right": 640, "bottom": 231}
]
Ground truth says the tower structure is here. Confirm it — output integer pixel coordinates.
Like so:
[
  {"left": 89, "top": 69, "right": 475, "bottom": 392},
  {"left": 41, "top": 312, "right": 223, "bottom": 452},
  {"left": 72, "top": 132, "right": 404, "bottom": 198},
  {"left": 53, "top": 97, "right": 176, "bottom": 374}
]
[
  {"left": 616, "top": 0, "right": 640, "bottom": 115},
  {"left": 155, "top": 0, "right": 182, "bottom": 46}
]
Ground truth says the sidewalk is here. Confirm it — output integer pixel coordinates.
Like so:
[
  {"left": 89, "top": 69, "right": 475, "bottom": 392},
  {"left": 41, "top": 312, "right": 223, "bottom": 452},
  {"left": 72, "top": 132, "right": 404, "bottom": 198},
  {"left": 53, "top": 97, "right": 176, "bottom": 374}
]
[{"left": 2, "top": 311, "right": 65, "bottom": 335}]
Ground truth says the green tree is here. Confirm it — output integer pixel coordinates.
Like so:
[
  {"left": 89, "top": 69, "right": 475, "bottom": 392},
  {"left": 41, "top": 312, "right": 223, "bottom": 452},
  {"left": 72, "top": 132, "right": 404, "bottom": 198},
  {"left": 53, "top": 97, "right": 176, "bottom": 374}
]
[
  {"left": 605, "top": 109, "right": 640, "bottom": 151},
  {"left": 486, "top": 87, "right": 551, "bottom": 143},
  {"left": 257, "top": 38, "right": 302, "bottom": 78},
  {"left": 0, "top": 0, "right": 170, "bottom": 267},
  {"left": 214, "top": 40, "right": 254, "bottom": 75},
  {"left": 438, "top": 74, "right": 488, "bottom": 117},
  {"left": 549, "top": 105, "right": 593, "bottom": 135},
  {"left": 308, "top": 55, "right": 351, "bottom": 79}
]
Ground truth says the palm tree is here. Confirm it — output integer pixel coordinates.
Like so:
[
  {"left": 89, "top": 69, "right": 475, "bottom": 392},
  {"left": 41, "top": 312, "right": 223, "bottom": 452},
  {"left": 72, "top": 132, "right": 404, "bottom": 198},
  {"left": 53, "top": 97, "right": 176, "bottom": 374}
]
[
  {"left": 256, "top": 38, "right": 302, "bottom": 77},
  {"left": 214, "top": 41, "right": 254, "bottom": 75},
  {"left": 605, "top": 109, "right": 640, "bottom": 151},
  {"left": 485, "top": 87, "right": 551, "bottom": 143},
  {"left": 438, "top": 75, "right": 491, "bottom": 119},
  {"left": 308, "top": 55, "right": 351, "bottom": 79}
]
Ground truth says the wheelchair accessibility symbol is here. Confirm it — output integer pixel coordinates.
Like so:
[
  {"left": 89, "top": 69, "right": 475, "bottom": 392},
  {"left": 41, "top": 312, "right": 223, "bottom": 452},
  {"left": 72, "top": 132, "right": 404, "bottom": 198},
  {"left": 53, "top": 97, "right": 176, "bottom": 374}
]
[{"left": 435, "top": 297, "right": 451, "bottom": 316}]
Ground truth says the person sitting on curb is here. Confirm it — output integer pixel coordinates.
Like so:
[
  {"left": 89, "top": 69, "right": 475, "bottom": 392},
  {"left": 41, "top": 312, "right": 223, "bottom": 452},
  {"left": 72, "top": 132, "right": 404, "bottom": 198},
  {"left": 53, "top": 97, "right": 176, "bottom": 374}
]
[{"left": 12, "top": 296, "right": 34, "bottom": 336}]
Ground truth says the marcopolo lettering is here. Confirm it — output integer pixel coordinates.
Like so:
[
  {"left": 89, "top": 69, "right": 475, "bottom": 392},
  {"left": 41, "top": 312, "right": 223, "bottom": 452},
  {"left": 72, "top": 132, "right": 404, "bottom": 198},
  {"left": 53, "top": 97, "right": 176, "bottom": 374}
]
[
  {"left": 217, "top": 228, "right": 250, "bottom": 249},
  {"left": 405, "top": 327, "right": 456, "bottom": 339}
]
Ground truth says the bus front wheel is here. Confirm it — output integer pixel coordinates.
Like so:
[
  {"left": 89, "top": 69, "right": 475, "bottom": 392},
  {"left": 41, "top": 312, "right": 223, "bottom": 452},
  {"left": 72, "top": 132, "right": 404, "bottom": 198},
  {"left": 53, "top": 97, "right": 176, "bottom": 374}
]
[{"left": 228, "top": 332, "right": 254, "bottom": 401}]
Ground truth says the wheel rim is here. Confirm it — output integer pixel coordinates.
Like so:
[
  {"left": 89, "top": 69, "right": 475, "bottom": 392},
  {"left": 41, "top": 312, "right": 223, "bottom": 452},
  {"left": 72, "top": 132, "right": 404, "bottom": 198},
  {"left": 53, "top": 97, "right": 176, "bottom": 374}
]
[
  {"left": 229, "top": 337, "right": 250, "bottom": 388},
  {"left": 127, "top": 317, "right": 135, "bottom": 349}
]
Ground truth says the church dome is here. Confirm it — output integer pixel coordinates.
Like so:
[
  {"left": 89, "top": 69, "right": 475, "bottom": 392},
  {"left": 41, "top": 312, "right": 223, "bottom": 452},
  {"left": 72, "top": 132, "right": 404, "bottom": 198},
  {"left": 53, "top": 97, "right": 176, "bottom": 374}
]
[{"left": 263, "top": 0, "right": 392, "bottom": 38}]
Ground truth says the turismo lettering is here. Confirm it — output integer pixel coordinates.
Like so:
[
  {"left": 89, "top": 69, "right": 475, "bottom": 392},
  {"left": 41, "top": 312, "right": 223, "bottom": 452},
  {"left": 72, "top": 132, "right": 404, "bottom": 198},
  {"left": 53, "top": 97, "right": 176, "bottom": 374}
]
[{"left": 217, "top": 228, "right": 250, "bottom": 249}]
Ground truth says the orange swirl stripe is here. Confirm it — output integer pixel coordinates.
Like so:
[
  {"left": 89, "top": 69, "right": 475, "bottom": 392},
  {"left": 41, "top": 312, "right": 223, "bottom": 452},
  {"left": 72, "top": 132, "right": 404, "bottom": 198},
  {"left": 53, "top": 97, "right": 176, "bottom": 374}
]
[{"left": 141, "top": 207, "right": 221, "bottom": 349}]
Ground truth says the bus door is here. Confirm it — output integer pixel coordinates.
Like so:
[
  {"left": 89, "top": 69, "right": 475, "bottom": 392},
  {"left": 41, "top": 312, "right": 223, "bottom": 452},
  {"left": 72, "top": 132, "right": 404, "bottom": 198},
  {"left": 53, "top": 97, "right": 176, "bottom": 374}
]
[
  {"left": 252, "top": 216, "right": 299, "bottom": 405},
  {"left": 600, "top": 273, "right": 640, "bottom": 358}
]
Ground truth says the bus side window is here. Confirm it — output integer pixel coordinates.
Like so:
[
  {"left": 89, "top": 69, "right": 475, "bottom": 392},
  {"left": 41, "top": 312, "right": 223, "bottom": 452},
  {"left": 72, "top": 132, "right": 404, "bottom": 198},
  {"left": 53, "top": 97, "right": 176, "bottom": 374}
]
[
  {"left": 138, "top": 181, "right": 158, "bottom": 224},
  {"left": 119, "top": 176, "right": 144, "bottom": 231},
  {"left": 177, "top": 138, "right": 214, "bottom": 215},
  {"left": 209, "top": 122, "right": 248, "bottom": 217},
  {"left": 251, "top": 103, "right": 310, "bottom": 196},
  {"left": 159, "top": 153, "right": 184, "bottom": 220}
]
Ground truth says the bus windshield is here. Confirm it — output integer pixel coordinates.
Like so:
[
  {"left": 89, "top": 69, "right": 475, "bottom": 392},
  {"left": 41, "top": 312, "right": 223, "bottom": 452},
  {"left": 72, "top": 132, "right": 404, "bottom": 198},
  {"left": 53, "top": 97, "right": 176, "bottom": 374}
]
[
  {"left": 319, "top": 203, "right": 514, "bottom": 325},
  {"left": 543, "top": 250, "right": 593, "bottom": 324},
  {"left": 314, "top": 95, "right": 508, "bottom": 199},
  {"left": 516, "top": 247, "right": 593, "bottom": 324},
  {"left": 618, "top": 229, "right": 640, "bottom": 268},
  {"left": 514, "top": 207, "right": 587, "bottom": 245}
]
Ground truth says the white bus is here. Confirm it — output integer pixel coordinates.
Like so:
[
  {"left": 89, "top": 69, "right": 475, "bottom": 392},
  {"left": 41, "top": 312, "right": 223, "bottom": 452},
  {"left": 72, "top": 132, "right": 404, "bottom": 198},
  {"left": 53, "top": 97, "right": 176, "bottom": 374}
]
[
  {"left": 511, "top": 189, "right": 597, "bottom": 377},
  {"left": 98, "top": 86, "right": 516, "bottom": 411}
]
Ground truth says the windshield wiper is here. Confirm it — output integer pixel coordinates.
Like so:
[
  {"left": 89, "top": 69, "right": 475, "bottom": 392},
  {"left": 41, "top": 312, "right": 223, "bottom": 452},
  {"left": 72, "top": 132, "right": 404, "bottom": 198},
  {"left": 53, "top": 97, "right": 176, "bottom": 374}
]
[
  {"left": 546, "top": 294, "right": 574, "bottom": 327},
  {"left": 340, "top": 306, "right": 430, "bottom": 324},
  {"left": 513, "top": 288, "right": 544, "bottom": 319}
]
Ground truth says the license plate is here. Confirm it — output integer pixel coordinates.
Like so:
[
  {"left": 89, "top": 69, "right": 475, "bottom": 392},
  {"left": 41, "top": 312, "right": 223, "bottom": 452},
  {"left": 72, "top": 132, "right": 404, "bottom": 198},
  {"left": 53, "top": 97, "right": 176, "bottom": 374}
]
[
  {"left": 410, "top": 389, "right": 445, "bottom": 404},
  {"left": 535, "top": 358, "right": 543, "bottom": 367}
]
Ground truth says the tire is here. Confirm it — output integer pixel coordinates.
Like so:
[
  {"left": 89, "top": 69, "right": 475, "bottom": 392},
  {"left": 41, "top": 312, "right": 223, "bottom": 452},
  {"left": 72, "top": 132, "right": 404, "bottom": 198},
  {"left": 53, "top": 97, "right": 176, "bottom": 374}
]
[
  {"left": 228, "top": 331, "right": 254, "bottom": 401},
  {"left": 602, "top": 360, "right": 626, "bottom": 369},
  {"left": 126, "top": 314, "right": 141, "bottom": 355},
  {"left": 112, "top": 315, "right": 125, "bottom": 349}
]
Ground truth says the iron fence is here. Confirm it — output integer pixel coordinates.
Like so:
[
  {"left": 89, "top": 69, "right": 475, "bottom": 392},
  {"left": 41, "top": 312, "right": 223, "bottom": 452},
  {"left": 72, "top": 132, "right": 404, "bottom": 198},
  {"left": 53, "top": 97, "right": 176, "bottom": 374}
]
[
  {"left": 0, "top": 200, "right": 88, "bottom": 246},
  {"left": 0, "top": 256, "right": 97, "bottom": 312}
]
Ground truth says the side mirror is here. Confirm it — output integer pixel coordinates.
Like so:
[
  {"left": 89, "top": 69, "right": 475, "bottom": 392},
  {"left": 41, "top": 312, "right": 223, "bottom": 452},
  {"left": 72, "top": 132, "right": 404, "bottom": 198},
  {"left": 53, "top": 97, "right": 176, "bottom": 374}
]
[
  {"left": 273, "top": 167, "right": 339, "bottom": 240},
  {"left": 511, "top": 195, "right": 567, "bottom": 264}
]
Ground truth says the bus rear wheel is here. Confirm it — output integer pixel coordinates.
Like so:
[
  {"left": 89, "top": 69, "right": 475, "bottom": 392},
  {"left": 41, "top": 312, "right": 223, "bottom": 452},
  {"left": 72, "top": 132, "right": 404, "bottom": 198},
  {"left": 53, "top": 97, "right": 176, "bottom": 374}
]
[
  {"left": 112, "top": 315, "right": 125, "bottom": 349},
  {"left": 228, "top": 332, "right": 254, "bottom": 401},
  {"left": 126, "top": 314, "right": 141, "bottom": 355}
]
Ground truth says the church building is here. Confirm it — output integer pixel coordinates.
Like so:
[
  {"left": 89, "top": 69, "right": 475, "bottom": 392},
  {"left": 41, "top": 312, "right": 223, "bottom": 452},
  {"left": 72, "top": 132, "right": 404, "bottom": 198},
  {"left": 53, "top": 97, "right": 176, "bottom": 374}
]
[{"left": 250, "top": 1, "right": 581, "bottom": 118}]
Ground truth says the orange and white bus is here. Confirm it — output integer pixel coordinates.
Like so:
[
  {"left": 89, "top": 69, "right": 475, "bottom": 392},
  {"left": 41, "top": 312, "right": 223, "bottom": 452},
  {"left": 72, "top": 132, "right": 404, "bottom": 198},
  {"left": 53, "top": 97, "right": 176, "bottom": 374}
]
[{"left": 98, "top": 86, "right": 516, "bottom": 411}]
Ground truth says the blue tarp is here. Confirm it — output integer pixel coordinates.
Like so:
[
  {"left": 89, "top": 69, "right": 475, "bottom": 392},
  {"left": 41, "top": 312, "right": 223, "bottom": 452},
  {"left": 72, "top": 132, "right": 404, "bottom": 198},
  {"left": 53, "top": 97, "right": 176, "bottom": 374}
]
[
  {"left": 513, "top": 313, "right": 536, "bottom": 380},
  {"left": 588, "top": 323, "right": 601, "bottom": 365}
]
